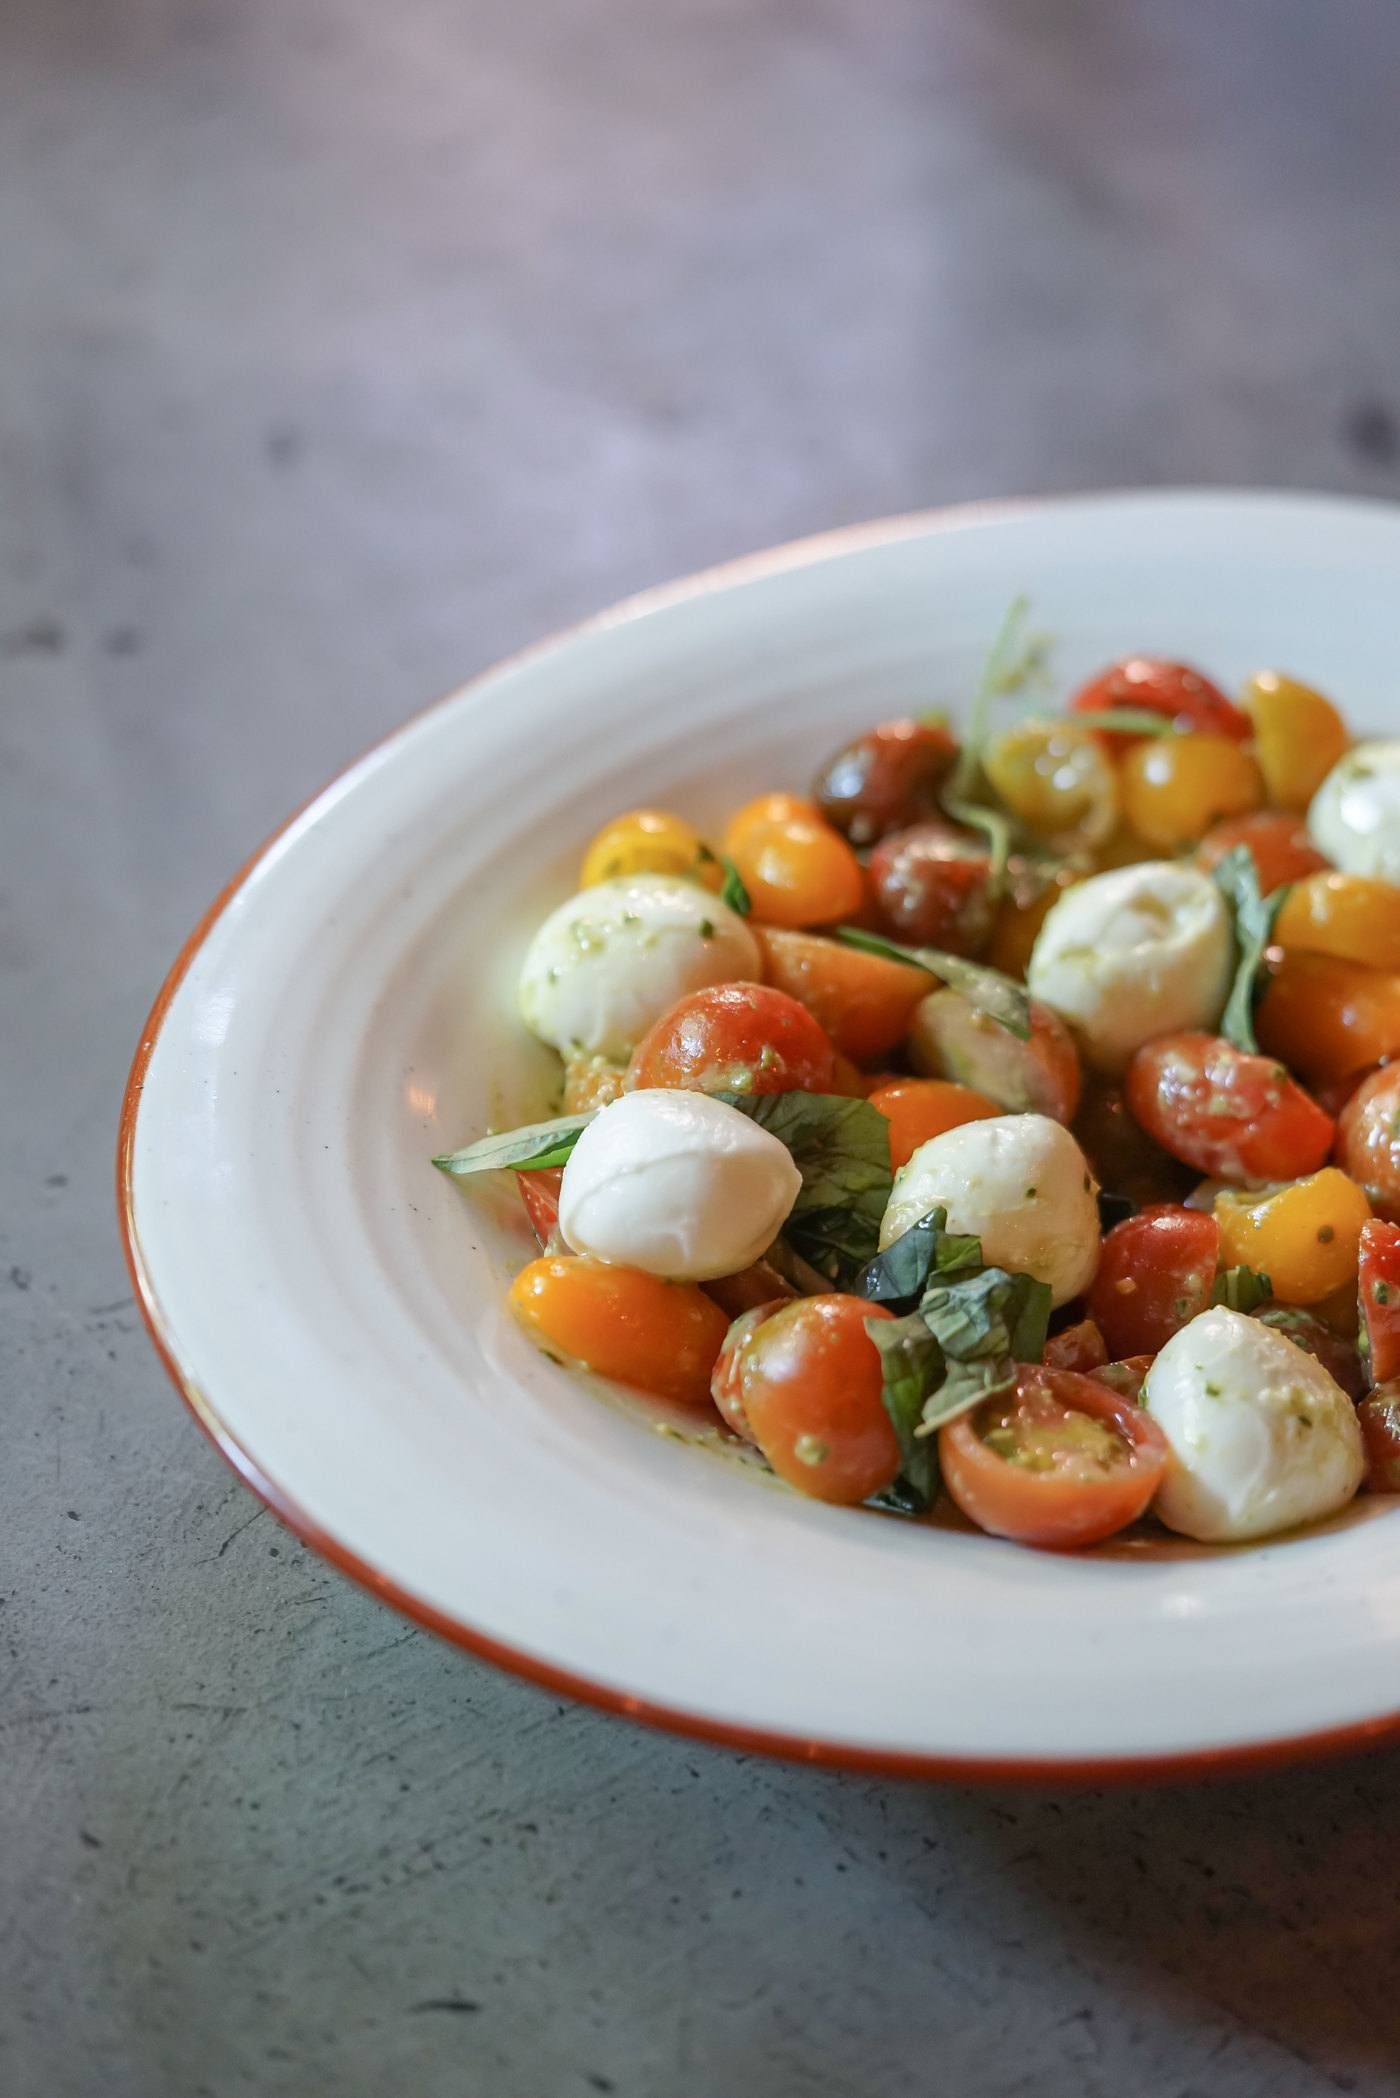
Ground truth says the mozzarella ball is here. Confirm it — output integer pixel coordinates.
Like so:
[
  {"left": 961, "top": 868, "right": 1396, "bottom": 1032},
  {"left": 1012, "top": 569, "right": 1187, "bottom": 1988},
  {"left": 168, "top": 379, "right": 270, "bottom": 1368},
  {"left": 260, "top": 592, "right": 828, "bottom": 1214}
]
[
  {"left": 878, "top": 1112, "right": 1100, "bottom": 1306},
  {"left": 1027, "top": 861, "right": 1232, "bottom": 1076},
  {"left": 557, "top": 1089, "right": 802, "bottom": 1281},
  {"left": 1144, "top": 1305, "right": 1364, "bottom": 1542},
  {"left": 518, "top": 875, "right": 761, "bottom": 1061},
  {"left": 1308, "top": 741, "right": 1400, "bottom": 884}
]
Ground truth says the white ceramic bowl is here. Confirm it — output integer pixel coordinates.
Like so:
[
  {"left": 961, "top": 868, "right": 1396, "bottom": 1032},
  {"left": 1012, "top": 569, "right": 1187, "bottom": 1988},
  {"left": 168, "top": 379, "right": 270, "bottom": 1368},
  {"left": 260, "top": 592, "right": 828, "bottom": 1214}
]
[{"left": 121, "top": 490, "right": 1400, "bottom": 1780}]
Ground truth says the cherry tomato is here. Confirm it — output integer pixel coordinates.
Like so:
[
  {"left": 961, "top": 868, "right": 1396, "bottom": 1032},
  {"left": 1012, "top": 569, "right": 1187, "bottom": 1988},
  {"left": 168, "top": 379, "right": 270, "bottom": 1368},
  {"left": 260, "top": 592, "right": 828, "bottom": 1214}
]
[
  {"left": 908, "top": 989, "right": 1082, "bottom": 1123},
  {"left": 1090, "top": 1355, "right": 1154, "bottom": 1402},
  {"left": 712, "top": 1296, "right": 900, "bottom": 1504},
  {"left": 1241, "top": 670, "right": 1350, "bottom": 811},
  {"left": 1214, "top": 1168, "right": 1372, "bottom": 1306},
  {"left": 1359, "top": 1218, "right": 1400, "bottom": 1383},
  {"left": 702, "top": 1266, "right": 796, "bottom": 1322},
  {"left": 1126, "top": 1033, "right": 1335, "bottom": 1183},
  {"left": 517, "top": 1167, "right": 563, "bottom": 1247},
  {"left": 579, "top": 807, "right": 722, "bottom": 891},
  {"left": 1256, "top": 952, "right": 1400, "bottom": 1088},
  {"left": 1251, "top": 1302, "right": 1366, "bottom": 1400},
  {"left": 1275, "top": 873, "right": 1400, "bottom": 973},
  {"left": 724, "top": 792, "right": 823, "bottom": 843},
  {"left": 939, "top": 1365, "right": 1168, "bottom": 1548},
  {"left": 867, "top": 1077, "right": 1001, "bottom": 1169},
  {"left": 1071, "top": 1077, "right": 1196, "bottom": 1209},
  {"left": 752, "top": 926, "right": 928, "bottom": 1062},
  {"left": 1337, "top": 1066, "right": 1400, "bottom": 1223},
  {"left": 724, "top": 806, "right": 865, "bottom": 929},
  {"left": 812, "top": 718, "right": 959, "bottom": 845},
  {"left": 868, "top": 821, "right": 995, "bottom": 955},
  {"left": 1193, "top": 811, "right": 1330, "bottom": 893},
  {"left": 562, "top": 1053, "right": 627, "bottom": 1114},
  {"left": 1119, "top": 733, "right": 1264, "bottom": 849},
  {"left": 986, "top": 859, "right": 1082, "bottom": 981},
  {"left": 627, "top": 983, "right": 836, "bottom": 1098},
  {"left": 1070, "top": 658, "right": 1250, "bottom": 749},
  {"left": 1358, "top": 1385, "right": 1400, "bottom": 1492},
  {"left": 982, "top": 721, "right": 1118, "bottom": 849},
  {"left": 1043, "top": 1318, "right": 1109, "bottom": 1373},
  {"left": 509, "top": 1256, "right": 729, "bottom": 1405},
  {"left": 1087, "top": 1204, "right": 1220, "bottom": 1359},
  {"left": 709, "top": 1299, "right": 787, "bottom": 1438}
]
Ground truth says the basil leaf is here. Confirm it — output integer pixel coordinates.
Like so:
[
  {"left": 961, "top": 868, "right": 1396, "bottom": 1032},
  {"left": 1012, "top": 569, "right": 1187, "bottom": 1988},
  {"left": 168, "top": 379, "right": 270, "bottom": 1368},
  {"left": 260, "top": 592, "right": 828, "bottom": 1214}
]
[
  {"left": 865, "top": 1313, "right": 941, "bottom": 1509},
  {"left": 1211, "top": 845, "right": 1290, "bottom": 1055},
  {"left": 941, "top": 791, "right": 1014, "bottom": 895},
  {"left": 725, "top": 1091, "right": 893, "bottom": 1287},
  {"left": 852, "top": 1206, "right": 982, "bottom": 1311},
  {"left": 1211, "top": 1263, "right": 1272, "bottom": 1313},
  {"left": 834, "top": 926, "right": 1031, "bottom": 1040},
  {"left": 433, "top": 1114, "right": 592, "bottom": 1177},
  {"left": 719, "top": 855, "right": 751, "bottom": 916},
  {"left": 917, "top": 1265, "right": 1053, "bottom": 1435},
  {"left": 1074, "top": 707, "right": 1178, "bottom": 739}
]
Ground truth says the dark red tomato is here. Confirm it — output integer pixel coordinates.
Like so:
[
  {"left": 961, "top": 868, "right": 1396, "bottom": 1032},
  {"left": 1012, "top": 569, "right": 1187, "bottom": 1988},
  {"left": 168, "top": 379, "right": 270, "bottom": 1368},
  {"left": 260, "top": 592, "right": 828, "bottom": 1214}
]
[
  {"left": 1090, "top": 1355, "right": 1154, "bottom": 1402},
  {"left": 1087, "top": 1204, "right": 1220, "bottom": 1360},
  {"left": 1337, "top": 1066, "right": 1400, "bottom": 1224},
  {"left": 711, "top": 1295, "right": 899, "bottom": 1504},
  {"left": 627, "top": 983, "right": 837, "bottom": 1097},
  {"left": 813, "top": 718, "right": 959, "bottom": 846},
  {"left": 1072, "top": 1076, "right": 1196, "bottom": 1209},
  {"left": 1070, "top": 657, "right": 1250, "bottom": 751},
  {"left": 868, "top": 820, "right": 995, "bottom": 956},
  {"left": 517, "top": 1167, "right": 563, "bottom": 1247},
  {"left": 1194, "top": 810, "right": 1331, "bottom": 894},
  {"left": 1126, "top": 1032, "right": 1335, "bottom": 1183},
  {"left": 1358, "top": 1385, "right": 1400, "bottom": 1492},
  {"left": 938, "top": 1366, "right": 1168, "bottom": 1549},
  {"left": 1043, "top": 1319, "right": 1109, "bottom": 1373},
  {"left": 1359, "top": 1218, "right": 1400, "bottom": 1384},
  {"left": 1251, "top": 1302, "right": 1367, "bottom": 1400}
]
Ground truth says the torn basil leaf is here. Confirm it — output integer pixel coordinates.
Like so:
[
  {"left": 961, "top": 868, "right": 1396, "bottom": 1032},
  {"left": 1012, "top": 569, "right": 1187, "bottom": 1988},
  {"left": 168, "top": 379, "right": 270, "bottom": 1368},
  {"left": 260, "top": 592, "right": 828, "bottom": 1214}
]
[
  {"left": 719, "top": 855, "right": 751, "bottom": 916},
  {"left": 1073, "top": 706, "right": 1178, "bottom": 739},
  {"left": 1211, "top": 1263, "right": 1272, "bottom": 1314},
  {"left": 834, "top": 925, "right": 1031, "bottom": 1040},
  {"left": 724, "top": 1090, "right": 893, "bottom": 1288},
  {"left": 1211, "top": 844, "right": 1290, "bottom": 1055},
  {"left": 433, "top": 1114, "right": 593, "bottom": 1177},
  {"left": 865, "top": 1312, "right": 941, "bottom": 1509},
  {"left": 852, "top": 1206, "right": 981, "bottom": 1312},
  {"left": 917, "top": 1265, "right": 1054, "bottom": 1432}
]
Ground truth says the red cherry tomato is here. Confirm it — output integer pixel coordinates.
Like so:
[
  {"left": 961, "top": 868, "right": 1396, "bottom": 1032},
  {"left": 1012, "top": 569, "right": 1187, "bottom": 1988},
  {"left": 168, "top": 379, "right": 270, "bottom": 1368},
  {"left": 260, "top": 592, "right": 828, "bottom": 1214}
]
[
  {"left": 1358, "top": 1385, "right": 1400, "bottom": 1492},
  {"left": 1126, "top": 1033, "right": 1335, "bottom": 1183},
  {"left": 627, "top": 983, "right": 837, "bottom": 1097},
  {"left": 711, "top": 1295, "right": 899, "bottom": 1504},
  {"left": 1360, "top": 1218, "right": 1400, "bottom": 1385},
  {"left": 517, "top": 1167, "right": 563, "bottom": 1246},
  {"left": 938, "top": 1365, "right": 1169, "bottom": 1549},
  {"left": 868, "top": 821, "right": 995, "bottom": 956},
  {"left": 1070, "top": 657, "right": 1249, "bottom": 750},
  {"left": 1043, "top": 1319, "right": 1109, "bottom": 1373},
  {"left": 1337, "top": 1065, "right": 1400, "bottom": 1224},
  {"left": 1193, "top": 810, "right": 1331, "bottom": 893},
  {"left": 1087, "top": 1204, "right": 1221, "bottom": 1360}
]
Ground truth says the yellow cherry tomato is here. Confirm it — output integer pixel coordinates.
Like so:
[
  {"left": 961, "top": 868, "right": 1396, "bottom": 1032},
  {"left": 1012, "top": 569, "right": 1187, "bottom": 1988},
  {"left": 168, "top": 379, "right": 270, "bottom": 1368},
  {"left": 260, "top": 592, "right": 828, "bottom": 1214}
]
[
  {"left": 1241, "top": 671, "right": 1350, "bottom": 812},
  {"left": 986, "top": 861, "right": 1082, "bottom": 980},
  {"left": 1273, "top": 872, "right": 1400, "bottom": 973},
  {"left": 982, "top": 720, "right": 1119, "bottom": 849},
  {"left": 724, "top": 808, "right": 865, "bottom": 929},
  {"left": 1214, "top": 1169, "right": 1372, "bottom": 1306},
  {"left": 1119, "top": 732, "right": 1264, "bottom": 849},
  {"left": 509, "top": 1256, "right": 729, "bottom": 1406},
  {"left": 579, "top": 808, "right": 722, "bottom": 891}
]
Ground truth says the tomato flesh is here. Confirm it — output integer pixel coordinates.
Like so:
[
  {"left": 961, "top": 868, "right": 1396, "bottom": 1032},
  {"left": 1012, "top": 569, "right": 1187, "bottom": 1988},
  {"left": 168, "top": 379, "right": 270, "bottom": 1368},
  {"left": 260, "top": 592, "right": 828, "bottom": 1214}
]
[
  {"left": 1126, "top": 1032, "right": 1334, "bottom": 1183},
  {"left": 939, "top": 1366, "right": 1168, "bottom": 1548},
  {"left": 712, "top": 1295, "right": 900, "bottom": 1504},
  {"left": 1337, "top": 1066, "right": 1400, "bottom": 1224},
  {"left": 1360, "top": 1218, "right": 1400, "bottom": 1384},
  {"left": 1070, "top": 657, "right": 1249, "bottom": 748},
  {"left": 1088, "top": 1204, "right": 1220, "bottom": 1360},
  {"left": 1042, "top": 1318, "right": 1109, "bottom": 1373},
  {"left": 517, "top": 1167, "right": 563, "bottom": 1247},
  {"left": 1358, "top": 1385, "right": 1400, "bottom": 1493},
  {"left": 627, "top": 982, "right": 836, "bottom": 1097}
]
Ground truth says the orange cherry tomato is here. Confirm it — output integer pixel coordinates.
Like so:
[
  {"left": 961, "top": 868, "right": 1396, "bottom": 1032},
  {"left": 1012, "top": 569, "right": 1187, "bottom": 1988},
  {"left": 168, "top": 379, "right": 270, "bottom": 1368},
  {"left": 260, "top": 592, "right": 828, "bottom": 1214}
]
[
  {"left": 1193, "top": 810, "right": 1330, "bottom": 894},
  {"left": 627, "top": 983, "right": 836, "bottom": 1097},
  {"left": 1241, "top": 670, "right": 1350, "bottom": 811},
  {"left": 752, "top": 926, "right": 928, "bottom": 1062},
  {"left": 1071, "top": 658, "right": 1249, "bottom": 749},
  {"left": 724, "top": 808, "right": 865, "bottom": 929},
  {"left": 1358, "top": 1386, "right": 1400, "bottom": 1492},
  {"left": 1042, "top": 1318, "right": 1109, "bottom": 1374},
  {"left": 517, "top": 1167, "right": 563, "bottom": 1248},
  {"left": 1274, "top": 873, "right": 1400, "bottom": 972},
  {"left": 1119, "top": 732, "right": 1264, "bottom": 849},
  {"left": 938, "top": 1366, "right": 1168, "bottom": 1548},
  {"left": 1338, "top": 1067, "right": 1400, "bottom": 1223},
  {"left": 1087, "top": 1204, "right": 1221, "bottom": 1360},
  {"left": 1214, "top": 1169, "right": 1372, "bottom": 1306},
  {"left": 986, "top": 860, "right": 1081, "bottom": 981},
  {"left": 711, "top": 1296, "right": 900, "bottom": 1504},
  {"left": 509, "top": 1256, "right": 729, "bottom": 1406},
  {"left": 812, "top": 718, "right": 959, "bottom": 846},
  {"left": 1125, "top": 1033, "right": 1334, "bottom": 1183},
  {"left": 866, "top": 1077, "right": 1001, "bottom": 1169},
  {"left": 1359, "top": 1218, "right": 1400, "bottom": 1382},
  {"left": 1256, "top": 951, "right": 1400, "bottom": 1088},
  {"left": 724, "top": 792, "right": 823, "bottom": 845},
  {"left": 868, "top": 820, "right": 994, "bottom": 956},
  {"left": 908, "top": 989, "right": 1082, "bottom": 1124}
]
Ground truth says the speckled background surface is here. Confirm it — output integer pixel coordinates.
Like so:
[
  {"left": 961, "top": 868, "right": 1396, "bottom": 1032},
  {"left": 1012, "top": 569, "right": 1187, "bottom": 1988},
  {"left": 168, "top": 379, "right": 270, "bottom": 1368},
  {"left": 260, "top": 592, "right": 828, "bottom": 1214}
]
[{"left": 6, "top": 3, "right": 1400, "bottom": 2093}]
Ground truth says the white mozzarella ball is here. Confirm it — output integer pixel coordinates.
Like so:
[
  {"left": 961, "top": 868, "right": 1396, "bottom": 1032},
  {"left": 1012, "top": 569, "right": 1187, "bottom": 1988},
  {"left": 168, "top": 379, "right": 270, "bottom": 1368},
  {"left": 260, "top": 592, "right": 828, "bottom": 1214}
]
[
  {"left": 1026, "top": 861, "right": 1232, "bottom": 1076},
  {"left": 1144, "top": 1306, "right": 1364, "bottom": 1542},
  {"left": 518, "top": 875, "right": 761, "bottom": 1061},
  {"left": 557, "top": 1089, "right": 802, "bottom": 1281},
  {"left": 878, "top": 1112, "right": 1100, "bottom": 1306},
  {"left": 1308, "top": 741, "right": 1400, "bottom": 883}
]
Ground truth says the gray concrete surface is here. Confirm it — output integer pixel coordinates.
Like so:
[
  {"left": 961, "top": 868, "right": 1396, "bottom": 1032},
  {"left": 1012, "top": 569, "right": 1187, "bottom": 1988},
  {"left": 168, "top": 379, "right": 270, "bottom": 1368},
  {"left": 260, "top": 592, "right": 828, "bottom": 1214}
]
[{"left": 6, "top": 2, "right": 1400, "bottom": 2093}]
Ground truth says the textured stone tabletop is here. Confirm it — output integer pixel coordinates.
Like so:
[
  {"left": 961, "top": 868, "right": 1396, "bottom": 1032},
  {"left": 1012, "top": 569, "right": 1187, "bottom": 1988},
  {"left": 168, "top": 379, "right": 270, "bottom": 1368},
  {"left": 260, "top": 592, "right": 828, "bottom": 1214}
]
[{"left": 6, "top": 3, "right": 1400, "bottom": 2093}]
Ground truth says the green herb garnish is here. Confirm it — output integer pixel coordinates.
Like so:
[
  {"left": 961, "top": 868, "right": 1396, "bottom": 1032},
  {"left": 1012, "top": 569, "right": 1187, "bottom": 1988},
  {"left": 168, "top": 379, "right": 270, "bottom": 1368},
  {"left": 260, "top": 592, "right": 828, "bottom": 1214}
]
[
  {"left": 834, "top": 925, "right": 1031, "bottom": 1039},
  {"left": 432, "top": 1113, "right": 593, "bottom": 1177},
  {"left": 1211, "top": 844, "right": 1289, "bottom": 1055},
  {"left": 722, "top": 1090, "right": 893, "bottom": 1288},
  {"left": 719, "top": 856, "right": 751, "bottom": 916},
  {"left": 1211, "top": 1264, "right": 1272, "bottom": 1314}
]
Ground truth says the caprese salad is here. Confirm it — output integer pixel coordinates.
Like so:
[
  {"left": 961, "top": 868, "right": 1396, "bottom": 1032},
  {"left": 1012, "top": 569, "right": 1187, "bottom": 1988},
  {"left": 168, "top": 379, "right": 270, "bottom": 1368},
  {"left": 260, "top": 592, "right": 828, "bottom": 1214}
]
[{"left": 436, "top": 610, "right": 1400, "bottom": 1550}]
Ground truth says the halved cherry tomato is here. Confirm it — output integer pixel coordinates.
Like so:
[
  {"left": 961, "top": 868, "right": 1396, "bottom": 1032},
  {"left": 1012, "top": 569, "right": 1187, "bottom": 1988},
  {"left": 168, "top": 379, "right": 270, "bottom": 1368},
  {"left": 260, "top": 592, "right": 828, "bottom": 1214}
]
[
  {"left": 711, "top": 1296, "right": 900, "bottom": 1504},
  {"left": 562, "top": 1053, "right": 627, "bottom": 1114},
  {"left": 517, "top": 1167, "right": 563, "bottom": 1247},
  {"left": 752, "top": 926, "right": 928, "bottom": 1062},
  {"left": 626, "top": 983, "right": 836, "bottom": 1097},
  {"left": 1276, "top": 873, "right": 1400, "bottom": 972},
  {"left": 1241, "top": 670, "right": 1350, "bottom": 811},
  {"left": 812, "top": 719, "right": 958, "bottom": 845},
  {"left": 1256, "top": 952, "right": 1400, "bottom": 1088},
  {"left": 1358, "top": 1385, "right": 1400, "bottom": 1492},
  {"left": 868, "top": 820, "right": 995, "bottom": 956},
  {"left": 908, "top": 989, "right": 1082, "bottom": 1124},
  {"left": 1119, "top": 733, "right": 1264, "bottom": 849},
  {"left": 1125, "top": 1033, "right": 1334, "bottom": 1183},
  {"left": 1337, "top": 1066, "right": 1400, "bottom": 1223},
  {"left": 1043, "top": 1318, "right": 1109, "bottom": 1373},
  {"left": 1090, "top": 1355, "right": 1154, "bottom": 1402},
  {"left": 867, "top": 1077, "right": 1001, "bottom": 1169},
  {"left": 1193, "top": 811, "right": 1330, "bottom": 893},
  {"left": 579, "top": 808, "right": 722, "bottom": 891},
  {"left": 1214, "top": 1169, "right": 1372, "bottom": 1306},
  {"left": 1070, "top": 658, "right": 1250, "bottom": 749},
  {"left": 709, "top": 1299, "right": 787, "bottom": 1438},
  {"left": 1087, "top": 1204, "right": 1220, "bottom": 1360},
  {"left": 509, "top": 1256, "right": 729, "bottom": 1406},
  {"left": 938, "top": 1365, "right": 1168, "bottom": 1548},
  {"left": 724, "top": 803, "right": 864, "bottom": 928},
  {"left": 1359, "top": 1218, "right": 1400, "bottom": 1383},
  {"left": 1251, "top": 1302, "right": 1367, "bottom": 1400}
]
